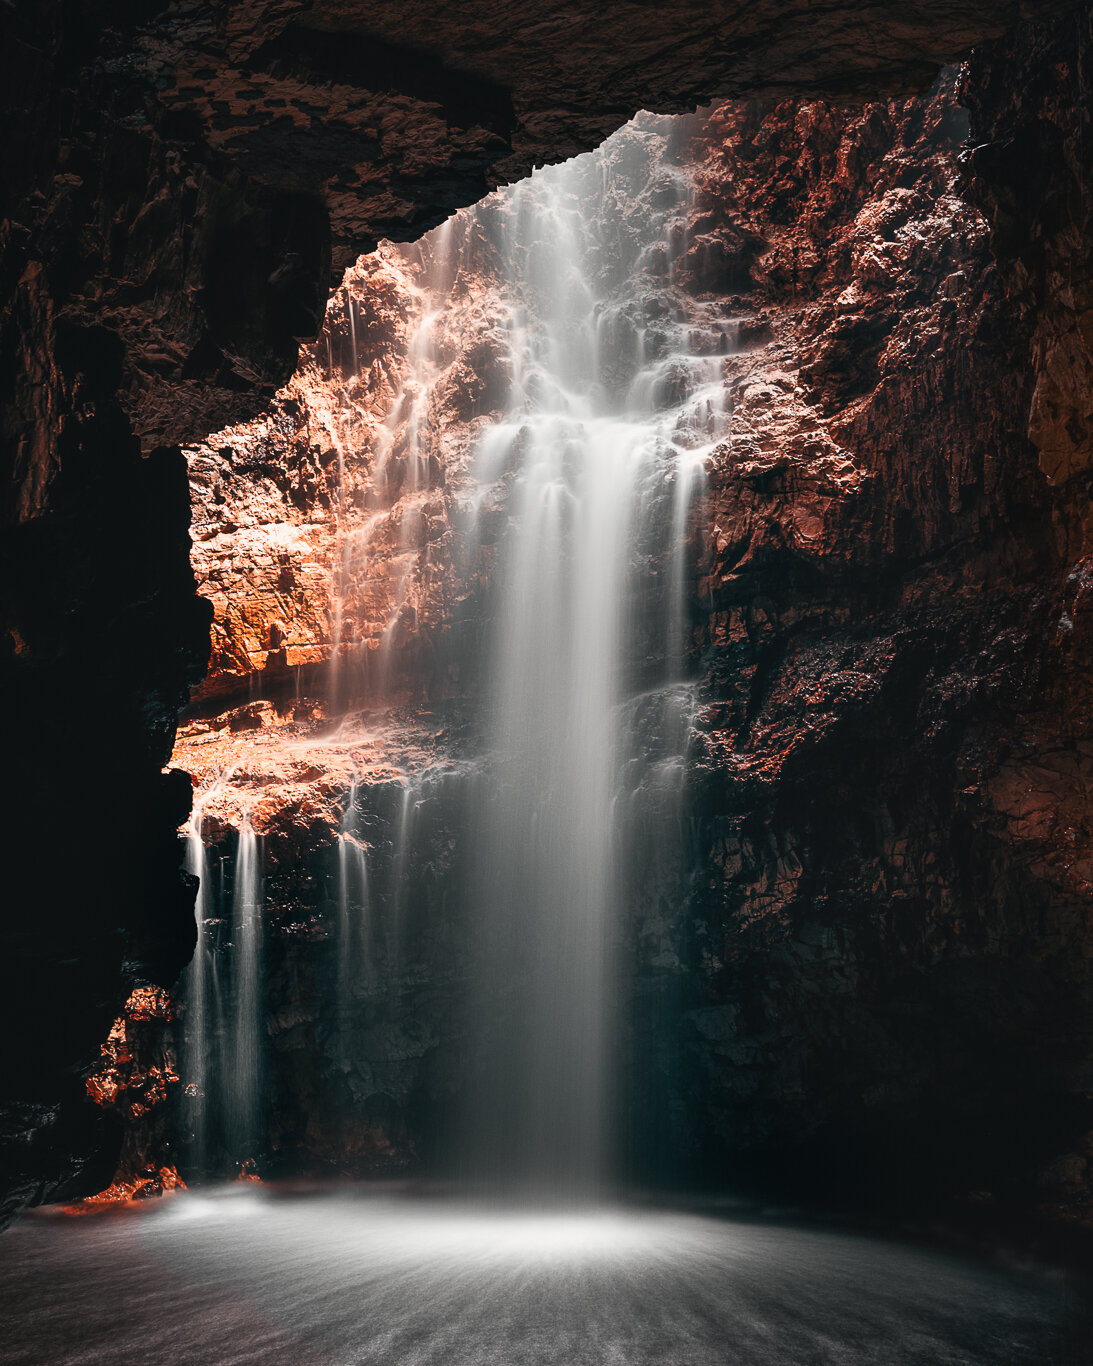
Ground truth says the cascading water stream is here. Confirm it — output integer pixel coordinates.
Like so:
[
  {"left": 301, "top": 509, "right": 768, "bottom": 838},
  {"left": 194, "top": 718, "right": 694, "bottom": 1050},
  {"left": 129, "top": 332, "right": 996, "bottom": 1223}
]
[
  {"left": 227, "top": 811, "right": 263, "bottom": 1162},
  {"left": 336, "top": 783, "right": 371, "bottom": 1057},
  {"left": 180, "top": 770, "right": 269, "bottom": 1177},
  {"left": 280, "top": 117, "right": 736, "bottom": 1195}
]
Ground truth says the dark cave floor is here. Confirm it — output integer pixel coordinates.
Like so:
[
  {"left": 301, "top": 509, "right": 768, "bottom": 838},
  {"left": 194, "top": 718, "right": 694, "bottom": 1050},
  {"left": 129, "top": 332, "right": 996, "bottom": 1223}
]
[{"left": 1, "top": 1186, "right": 1090, "bottom": 1365}]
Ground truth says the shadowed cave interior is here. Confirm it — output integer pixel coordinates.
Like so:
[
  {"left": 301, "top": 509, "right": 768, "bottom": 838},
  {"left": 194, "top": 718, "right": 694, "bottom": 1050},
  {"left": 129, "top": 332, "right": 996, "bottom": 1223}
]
[{"left": 3, "top": 2, "right": 1093, "bottom": 1362}]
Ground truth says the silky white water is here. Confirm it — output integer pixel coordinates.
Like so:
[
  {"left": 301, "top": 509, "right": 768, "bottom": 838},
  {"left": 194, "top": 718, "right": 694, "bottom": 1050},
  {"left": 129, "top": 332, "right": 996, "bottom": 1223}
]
[
  {"left": 3, "top": 1194, "right": 1087, "bottom": 1365},
  {"left": 179, "top": 770, "right": 270, "bottom": 1176},
  {"left": 177, "top": 116, "right": 729, "bottom": 1188},
  {"left": 336, "top": 781, "right": 371, "bottom": 1057}
]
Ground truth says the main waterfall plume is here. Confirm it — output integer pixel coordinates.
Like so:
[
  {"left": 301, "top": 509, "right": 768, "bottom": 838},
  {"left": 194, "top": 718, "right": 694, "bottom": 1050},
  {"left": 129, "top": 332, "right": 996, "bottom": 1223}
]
[
  {"left": 448, "top": 139, "right": 721, "bottom": 1190},
  {"left": 325, "top": 117, "right": 727, "bottom": 1191}
]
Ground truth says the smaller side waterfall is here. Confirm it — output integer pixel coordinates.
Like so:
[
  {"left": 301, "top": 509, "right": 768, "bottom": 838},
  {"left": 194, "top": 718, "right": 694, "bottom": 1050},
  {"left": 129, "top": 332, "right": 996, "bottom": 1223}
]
[
  {"left": 227, "top": 812, "right": 263, "bottom": 1161},
  {"left": 180, "top": 792, "right": 267, "bottom": 1179},
  {"left": 388, "top": 780, "right": 418, "bottom": 956},
  {"left": 337, "top": 783, "right": 371, "bottom": 1054},
  {"left": 182, "top": 814, "right": 216, "bottom": 1173},
  {"left": 667, "top": 450, "right": 708, "bottom": 677}
]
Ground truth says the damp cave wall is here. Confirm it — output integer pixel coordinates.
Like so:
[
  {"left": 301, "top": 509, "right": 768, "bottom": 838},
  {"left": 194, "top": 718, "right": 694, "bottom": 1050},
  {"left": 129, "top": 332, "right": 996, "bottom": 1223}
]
[{"left": 1, "top": 0, "right": 1091, "bottom": 1221}]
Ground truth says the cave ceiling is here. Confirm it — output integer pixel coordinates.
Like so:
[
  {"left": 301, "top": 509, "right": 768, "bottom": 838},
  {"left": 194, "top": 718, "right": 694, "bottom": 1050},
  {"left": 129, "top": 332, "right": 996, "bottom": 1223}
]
[
  {"left": 1, "top": 0, "right": 1076, "bottom": 453},
  {"left": 138, "top": 0, "right": 1071, "bottom": 268}
]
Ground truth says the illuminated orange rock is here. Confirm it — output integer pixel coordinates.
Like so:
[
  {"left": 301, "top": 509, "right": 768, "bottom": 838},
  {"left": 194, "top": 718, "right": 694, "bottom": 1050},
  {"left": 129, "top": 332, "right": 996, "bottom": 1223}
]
[
  {"left": 60, "top": 1167, "right": 187, "bottom": 1216},
  {"left": 81, "top": 988, "right": 182, "bottom": 1203},
  {"left": 86, "top": 988, "right": 178, "bottom": 1123}
]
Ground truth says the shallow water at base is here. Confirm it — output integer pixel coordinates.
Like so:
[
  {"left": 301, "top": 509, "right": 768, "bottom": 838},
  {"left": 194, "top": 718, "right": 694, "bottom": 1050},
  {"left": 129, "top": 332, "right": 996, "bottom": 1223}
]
[{"left": 1, "top": 1192, "right": 1088, "bottom": 1365}]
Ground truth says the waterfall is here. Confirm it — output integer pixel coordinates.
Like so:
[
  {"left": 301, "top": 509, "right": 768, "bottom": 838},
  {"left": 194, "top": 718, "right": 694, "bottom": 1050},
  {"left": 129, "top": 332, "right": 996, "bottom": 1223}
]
[
  {"left": 430, "top": 120, "right": 726, "bottom": 1194},
  {"left": 182, "top": 813, "right": 215, "bottom": 1173},
  {"left": 180, "top": 772, "right": 271, "bottom": 1178},
  {"left": 461, "top": 422, "right": 635, "bottom": 1192},
  {"left": 337, "top": 783, "right": 371, "bottom": 1055},
  {"left": 174, "top": 115, "right": 726, "bottom": 1194},
  {"left": 226, "top": 811, "right": 263, "bottom": 1163}
]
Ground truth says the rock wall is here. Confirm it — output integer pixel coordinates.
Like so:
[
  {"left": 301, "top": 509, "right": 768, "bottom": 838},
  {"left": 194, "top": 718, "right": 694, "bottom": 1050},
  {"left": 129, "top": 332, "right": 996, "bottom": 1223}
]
[
  {"left": 1, "top": 0, "right": 1088, "bottom": 1222},
  {"left": 644, "top": 76, "right": 1087, "bottom": 1210}
]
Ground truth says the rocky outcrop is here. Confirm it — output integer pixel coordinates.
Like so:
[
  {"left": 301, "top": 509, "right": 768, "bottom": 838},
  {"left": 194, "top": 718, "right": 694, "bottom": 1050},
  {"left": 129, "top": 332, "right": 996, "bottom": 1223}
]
[
  {"left": 178, "top": 241, "right": 518, "bottom": 719},
  {"left": 171, "top": 708, "right": 466, "bottom": 1178}
]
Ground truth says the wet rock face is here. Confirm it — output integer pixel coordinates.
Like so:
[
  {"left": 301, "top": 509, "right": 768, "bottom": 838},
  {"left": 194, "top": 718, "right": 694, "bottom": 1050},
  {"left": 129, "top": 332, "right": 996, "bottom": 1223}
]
[{"left": 169, "top": 716, "right": 475, "bottom": 1180}]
